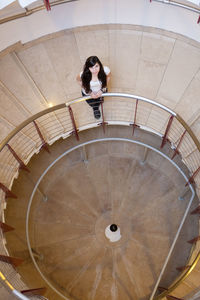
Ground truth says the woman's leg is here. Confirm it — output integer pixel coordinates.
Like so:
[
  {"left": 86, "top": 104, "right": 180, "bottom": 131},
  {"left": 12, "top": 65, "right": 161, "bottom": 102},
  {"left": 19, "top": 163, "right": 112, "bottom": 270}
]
[
  {"left": 82, "top": 92, "right": 102, "bottom": 119},
  {"left": 86, "top": 98, "right": 101, "bottom": 110},
  {"left": 87, "top": 98, "right": 101, "bottom": 119}
]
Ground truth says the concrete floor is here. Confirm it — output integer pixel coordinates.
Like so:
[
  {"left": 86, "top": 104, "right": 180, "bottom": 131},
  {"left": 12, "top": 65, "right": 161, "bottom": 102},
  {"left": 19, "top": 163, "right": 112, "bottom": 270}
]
[{"left": 4, "top": 126, "right": 199, "bottom": 300}]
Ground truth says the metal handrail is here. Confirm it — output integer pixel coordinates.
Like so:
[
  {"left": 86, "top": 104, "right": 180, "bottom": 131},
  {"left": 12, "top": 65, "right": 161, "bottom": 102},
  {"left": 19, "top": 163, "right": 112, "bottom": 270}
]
[
  {"left": 0, "top": 0, "right": 199, "bottom": 25},
  {"left": 0, "top": 93, "right": 200, "bottom": 300},
  {"left": 0, "top": 103, "right": 65, "bottom": 150},
  {"left": 25, "top": 138, "right": 195, "bottom": 300},
  {"left": 0, "top": 92, "right": 177, "bottom": 151},
  {"left": 151, "top": 0, "right": 200, "bottom": 14},
  {"left": 0, "top": 271, "right": 29, "bottom": 300},
  {"left": 154, "top": 251, "right": 200, "bottom": 300},
  {"left": 0, "top": 0, "right": 78, "bottom": 25},
  {"left": 1, "top": 92, "right": 200, "bottom": 153},
  {"left": 0, "top": 271, "right": 47, "bottom": 300}
]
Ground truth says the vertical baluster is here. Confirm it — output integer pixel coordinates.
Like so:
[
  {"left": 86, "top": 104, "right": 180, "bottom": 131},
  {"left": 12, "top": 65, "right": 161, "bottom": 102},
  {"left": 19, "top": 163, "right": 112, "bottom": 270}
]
[
  {"left": 0, "top": 183, "right": 17, "bottom": 199},
  {"left": 161, "top": 115, "right": 174, "bottom": 148},
  {"left": 0, "top": 255, "right": 23, "bottom": 267},
  {"left": 21, "top": 288, "right": 46, "bottom": 296},
  {"left": 132, "top": 99, "right": 139, "bottom": 135},
  {"left": 186, "top": 166, "right": 200, "bottom": 186},
  {"left": 100, "top": 100, "right": 107, "bottom": 133},
  {"left": 68, "top": 105, "right": 79, "bottom": 141},
  {"left": 6, "top": 144, "right": 30, "bottom": 172},
  {"left": 33, "top": 121, "right": 50, "bottom": 153},
  {"left": 172, "top": 130, "right": 186, "bottom": 159},
  {"left": 0, "top": 222, "right": 14, "bottom": 233}
]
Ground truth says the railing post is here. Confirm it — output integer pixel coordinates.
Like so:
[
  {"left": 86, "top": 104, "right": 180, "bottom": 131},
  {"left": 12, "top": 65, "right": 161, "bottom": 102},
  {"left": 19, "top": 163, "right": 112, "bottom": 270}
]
[
  {"left": 185, "top": 166, "right": 200, "bottom": 186},
  {"left": 31, "top": 248, "right": 44, "bottom": 261},
  {"left": 140, "top": 147, "right": 149, "bottom": 165},
  {"left": 0, "top": 183, "right": 17, "bottom": 199},
  {"left": 0, "top": 221, "right": 14, "bottom": 233},
  {"left": 172, "top": 130, "right": 186, "bottom": 159},
  {"left": 33, "top": 121, "right": 50, "bottom": 153},
  {"left": 43, "top": 0, "right": 51, "bottom": 11},
  {"left": 158, "top": 287, "right": 167, "bottom": 291},
  {"left": 176, "top": 265, "right": 190, "bottom": 272},
  {"left": 191, "top": 205, "right": 200, "bottom": 215},
  {"left": 158, "top": 287, "right": 184, "bottom": 300},
  {"left": 187, "top": 236, "right": 200, "bottom": 244},
  {"left": 21, "top": 288, "right": 46, "bottom": 296},
  {"left": 0, "top": 255, "right": 23, "bottom": 267},
  {"left": 68, "top": 105, "right": 79, "bottom": 141},
  {"left": 178, "top": 186, "right": 189, "bottom": 201},
  {"left": 100, "top": 100, "right": 107, "bottom": 133},
  {"left": 81, "top": 145, "right": 88, "bottom": 164},
  {"left": 6, "top": 144, "right": 30, "bottom": 172},
  {"left": 161, "top": 115, "right": 174, "bottom": 148},
  {"left": 166, "top": 295, "right": 184, "bottom": 300},
  {"left": 132, "top": 99, "right": 139, "bottom": 135}
]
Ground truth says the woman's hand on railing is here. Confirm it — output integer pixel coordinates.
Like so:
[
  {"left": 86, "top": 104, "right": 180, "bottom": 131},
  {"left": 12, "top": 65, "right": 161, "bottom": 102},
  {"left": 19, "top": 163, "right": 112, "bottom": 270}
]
[{"left": 90, "top": 90, "right": 103, "bottom": 98}]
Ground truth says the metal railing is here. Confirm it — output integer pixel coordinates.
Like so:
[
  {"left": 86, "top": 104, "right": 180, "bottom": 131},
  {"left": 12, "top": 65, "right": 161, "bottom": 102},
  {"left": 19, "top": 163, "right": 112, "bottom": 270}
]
[
  {"left": 0, "top": 93, "right": 200, "bottom": 299},
  {"left": 150, "top": 0, "right": 200, "bottom": 23},
  {"left": 0, "top": 270, "right": 48, "bottom": 300},
  {"left": 0, "top": 0, "right": 200, "bottom": 25},
  {"left": 0, "top": 0, "right": 78, "bottom": 25},
  {"left": 25, "top": 137, "right": 195, "bottom": 300}
]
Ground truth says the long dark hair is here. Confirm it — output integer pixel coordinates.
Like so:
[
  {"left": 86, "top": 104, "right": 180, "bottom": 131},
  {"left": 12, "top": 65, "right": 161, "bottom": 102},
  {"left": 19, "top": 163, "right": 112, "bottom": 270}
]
[{"left": 81, "top": 56, "right": 107, "bottom": 94}]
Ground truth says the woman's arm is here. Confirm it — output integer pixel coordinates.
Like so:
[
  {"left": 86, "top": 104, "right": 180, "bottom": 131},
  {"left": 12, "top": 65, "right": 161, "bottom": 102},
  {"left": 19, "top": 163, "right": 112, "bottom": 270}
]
[
  {"left": 107, "top": 72, "right": 111, "bottom": 84},
  {"left": 76, "top": 74, "right": 82, "bottom": 86},
  {"left": 100, "top": 71, "right": 111, "bottom": 93}
]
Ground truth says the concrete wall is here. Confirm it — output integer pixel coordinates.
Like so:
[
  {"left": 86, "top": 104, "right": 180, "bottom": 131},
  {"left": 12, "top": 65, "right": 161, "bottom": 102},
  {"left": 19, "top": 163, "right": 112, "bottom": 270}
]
[
  {"left": 1, "top": 0, "right": 200, "bottom": 52},
  {"left": 1, "top": 24, "right": 200, "bottom": 144}
]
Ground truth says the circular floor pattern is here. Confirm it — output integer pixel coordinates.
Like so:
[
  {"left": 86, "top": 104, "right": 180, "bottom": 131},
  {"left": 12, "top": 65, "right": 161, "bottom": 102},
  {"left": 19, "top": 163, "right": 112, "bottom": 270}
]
[
  {"left": 4, "top": 127, "right": 199, "bottom": 300},
  {"left": 26, "top": 139, "right": 197, "bottom": 300}
]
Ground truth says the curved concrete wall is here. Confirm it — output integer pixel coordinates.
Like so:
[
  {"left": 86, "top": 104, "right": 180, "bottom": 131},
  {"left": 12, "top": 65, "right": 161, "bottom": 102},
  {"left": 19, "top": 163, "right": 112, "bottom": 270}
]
[
  {"left": 1, "top": 2, "right": 200, "bottom": 299},
  {"left": 1, "top": 24, "right": 200, "bottom": 145},
  {"left": 1, "top": 0, "right": 200, "bottom": 52},
  {"left": 0, "top": 3, "right": 200, "bottom": 298}
]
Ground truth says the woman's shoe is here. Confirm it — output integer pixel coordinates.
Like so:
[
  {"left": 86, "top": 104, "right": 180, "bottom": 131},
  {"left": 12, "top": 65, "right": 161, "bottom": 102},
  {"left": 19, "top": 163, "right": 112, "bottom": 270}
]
[{"left": 94, "top": 109, "right": 101, "bottom": 119}]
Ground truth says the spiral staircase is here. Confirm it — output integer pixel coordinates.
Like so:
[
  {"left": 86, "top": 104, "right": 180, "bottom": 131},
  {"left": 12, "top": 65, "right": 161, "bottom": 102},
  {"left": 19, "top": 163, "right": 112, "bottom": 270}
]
[
  {"left": 1, "top": 91, "right": 200, "bottom": 300},
  {"left": 1, "top": 1, "right": 200, "bottom": 299}
]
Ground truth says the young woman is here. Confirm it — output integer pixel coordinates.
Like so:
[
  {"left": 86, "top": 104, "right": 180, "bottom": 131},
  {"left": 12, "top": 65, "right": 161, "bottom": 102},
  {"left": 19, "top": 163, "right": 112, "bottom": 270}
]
[{"left": 77, "top": 56, "right": 111, "bottom": 119}]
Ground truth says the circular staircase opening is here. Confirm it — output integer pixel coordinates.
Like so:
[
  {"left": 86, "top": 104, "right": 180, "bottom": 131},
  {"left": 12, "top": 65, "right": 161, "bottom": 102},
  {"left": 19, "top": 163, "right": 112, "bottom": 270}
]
[
  {"left": 5, "top": 126, "right": 199, "bottom": 300},
  {"left": 105, "top": 224, "right": 121, "bottom": 242}
]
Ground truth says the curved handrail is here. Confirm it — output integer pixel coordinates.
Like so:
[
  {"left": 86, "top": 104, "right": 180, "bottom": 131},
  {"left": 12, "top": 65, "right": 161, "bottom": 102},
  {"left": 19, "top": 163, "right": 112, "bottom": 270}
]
[
  {"left": 0, "top": 92, "right": 176, "bottom": 150},
  {"left": 0, "top": 0, "right": 200, "bottom": 25},
  {"left": 66, "top": 93, "right": 176, "bottom": 114},
  {"left": 154, "top": 251, "right": 200, "bottom": 300},
  {"left": 0, "top": 103, "right": 65, "bottom": 150},
  {"left": 0, "top": 270, "right": 15, "bottom": 291},
  {"left": 0, "top": 271, "right": 31, "bottom": 300},
  {"left": 152, "top": 0, "right": 200, "bottom": 14},
  {"left": 0, "top": 0, "right": 78, "bottom": 25},
  {"left": 1, "top": 92, "right": 200, "bottom": 152},
  {"left": 175, "top": 114, "right": 200, "bottom": 152},
  {"left": 25, "top": 138, "right": 195, "bottom": 300},
  {"left": 0, "top": 93, "right": 200, "bottom": 300}
]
